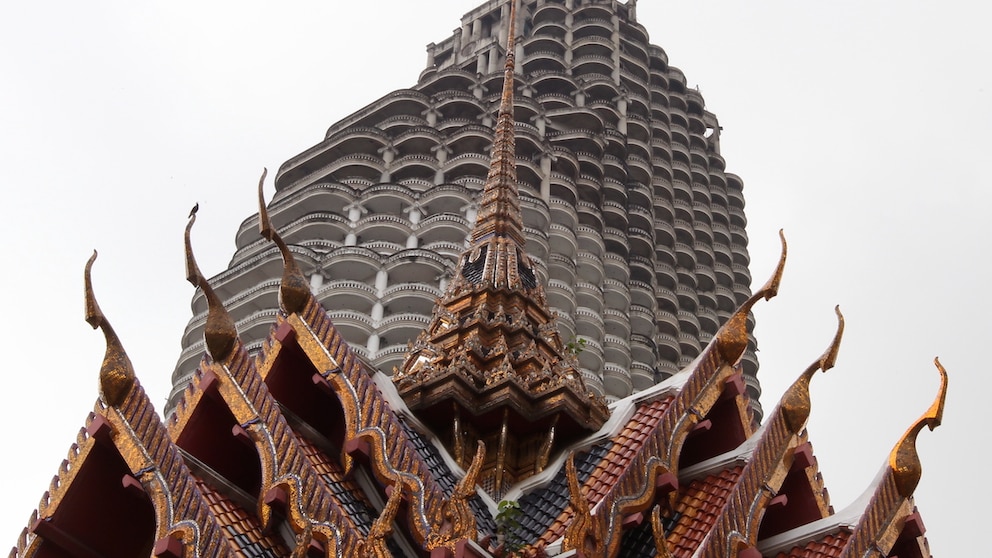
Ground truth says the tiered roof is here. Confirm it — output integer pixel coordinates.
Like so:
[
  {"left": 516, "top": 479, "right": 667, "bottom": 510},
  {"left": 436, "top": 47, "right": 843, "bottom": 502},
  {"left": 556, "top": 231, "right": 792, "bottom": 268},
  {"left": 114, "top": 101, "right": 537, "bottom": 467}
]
[
  {"left": 9, "top": 2, "right": 944, "bottom": 557},
  {"left": 393, "top": 0, "right": 608, "bottom": 498}
]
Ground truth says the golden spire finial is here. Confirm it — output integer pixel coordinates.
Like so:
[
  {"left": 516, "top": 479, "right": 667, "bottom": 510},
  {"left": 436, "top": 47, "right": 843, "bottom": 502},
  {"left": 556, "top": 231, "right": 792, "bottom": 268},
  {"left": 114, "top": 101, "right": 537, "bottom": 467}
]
[
  {"left": 889, "top": 358, "right": 947, "bottom": 497},
  {"left": 360, "top": 483, "right": 405, "bottom": 557},
  {"left": 470, "top": 0, "right": 524, "bottom": 247},
  {"left": 650, "top": 505, "right": 674, "bottom": 558},
  {"left": 780, "top": 306, "right": 844, "bottom": 433},
  {"left": 257, "top": 168, "right": 311, "bottom": 314},
  {"left": 84, "top": 251, "right": 135, "bottom": 407},
  {"left": 562, "top": 451, "right": 604, "bottom": 555},
  {"left": 185, "top": 204, "right": 238, "bottom": 362},
  {"left": 716, "top": 230, "right": 787, "bottom": 363},
  {"left": 429, "top": 441, "right": 486, "bottom": 551}
]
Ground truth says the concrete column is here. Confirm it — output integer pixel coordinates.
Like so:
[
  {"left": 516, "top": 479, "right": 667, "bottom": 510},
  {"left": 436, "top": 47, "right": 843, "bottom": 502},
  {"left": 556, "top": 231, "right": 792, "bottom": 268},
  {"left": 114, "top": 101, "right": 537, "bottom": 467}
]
[
  {"left": 452, "top": 32, "right": 462, "bottom": 66},
  {"left": 540, "top": 153, "right": 552, "bottom": 202},
  {"left": 532, "top": 113, "right": 546, "bottom": 137},
  {"left": 374, "top": 269, "right": 389, "bottom": 296},
  {"left": 366, "top": 333, "right": 380, "bottom": 354},
  {"left": 346, "top": 202, "right": 367, "bottom": 223},
  {"left": 488, "top": 47, "right": 500, "bottom": 74},
  {"left": 462, "top": 202, "right": 478, "bottom": 224}
]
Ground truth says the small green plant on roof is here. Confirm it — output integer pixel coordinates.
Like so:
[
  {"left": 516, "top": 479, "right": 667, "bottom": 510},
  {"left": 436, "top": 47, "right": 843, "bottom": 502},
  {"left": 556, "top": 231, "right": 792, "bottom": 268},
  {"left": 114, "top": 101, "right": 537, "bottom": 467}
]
[
  {"left": 495, "top": 499, "right": 524, "bottom": 555},
  {"left": 565, "top": 336, "right": 587, "bottom": 356}
]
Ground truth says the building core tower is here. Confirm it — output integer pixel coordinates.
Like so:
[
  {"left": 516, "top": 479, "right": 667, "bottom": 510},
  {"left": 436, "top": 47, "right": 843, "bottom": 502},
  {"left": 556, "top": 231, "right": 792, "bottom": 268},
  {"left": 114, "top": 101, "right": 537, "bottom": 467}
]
[{"left": 168, "top": 0, "right": 759, "bottom": 418}]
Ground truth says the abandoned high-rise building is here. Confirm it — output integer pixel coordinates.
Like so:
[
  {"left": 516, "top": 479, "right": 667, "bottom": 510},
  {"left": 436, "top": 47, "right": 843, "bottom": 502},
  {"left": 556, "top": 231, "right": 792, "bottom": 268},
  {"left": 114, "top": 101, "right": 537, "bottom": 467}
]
[{"left": 168, "top": 0, "right": 760, "bottom": 418}]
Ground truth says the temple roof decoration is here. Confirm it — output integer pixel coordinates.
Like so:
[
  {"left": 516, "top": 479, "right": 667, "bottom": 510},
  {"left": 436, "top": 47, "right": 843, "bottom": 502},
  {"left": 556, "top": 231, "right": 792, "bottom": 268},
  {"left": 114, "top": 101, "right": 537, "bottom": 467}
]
[
  {"left": 837, "top": 359, "right": 947, "bottom": 558},
  {"left": 84, "top": 251, "right": 135, "bottom": 407},
  {"left": 716, "top": 229, "right": 786, "bottom": 365},
  {"left": 890, "top": 358, "right": 947, "bottom": 498},
  {"left": 693, "top": 307, "right": 844, "bottom": 558},
  {"left": 10, "top": 2, "right": 946, "bottom": 557},
  {"left": 184, "top": 204, "right": 238, "bottom": 362},
  {"left": 392, "top": 0, "right": 608, "bottom": 497},
  {"left": 257, "top": 167, "right": 311, "bottom": 315}
]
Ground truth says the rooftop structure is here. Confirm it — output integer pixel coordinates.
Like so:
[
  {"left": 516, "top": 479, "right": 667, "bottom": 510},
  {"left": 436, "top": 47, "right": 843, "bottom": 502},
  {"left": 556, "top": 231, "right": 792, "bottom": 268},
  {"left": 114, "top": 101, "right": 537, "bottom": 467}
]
[
  {"left": 8, "top": 1, "right": 944, "bottom": 558},
  {"left": 169, "top": 0, "right": 762, "bottom": 421}
]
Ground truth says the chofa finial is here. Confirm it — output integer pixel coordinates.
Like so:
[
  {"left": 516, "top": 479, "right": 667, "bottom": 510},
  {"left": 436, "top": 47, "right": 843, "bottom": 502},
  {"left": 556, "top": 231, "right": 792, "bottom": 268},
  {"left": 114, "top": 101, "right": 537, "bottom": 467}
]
[
  {"left": 84, "top": 251, "right": 135, "bottom": 407},
  {"left": 257, "top": 168, "right": 311, "bottom": 314},
  {"left": 779, "top": 306, "right": 844, "bottom": 433},
  {"left": 185, "top": 205, "right": 238, "bottom": 362},
  {"left": 716, "top": 230, "right": 787, "bottom": 363},
  {"left": 889, "top": 358, "right": 947, "bottom": 497}
]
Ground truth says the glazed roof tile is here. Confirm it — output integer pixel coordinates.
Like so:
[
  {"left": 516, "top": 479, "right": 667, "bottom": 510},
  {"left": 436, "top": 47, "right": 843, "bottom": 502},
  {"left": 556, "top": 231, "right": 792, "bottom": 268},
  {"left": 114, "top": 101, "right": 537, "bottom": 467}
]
[
  {"left": 584, "top": 398, "right": 672, "bottom": 504},
  {"left": 617, "top": 509, "right": 682, "bottom": 557},
  {"left": 398, "top": 418, "right": 497, "bottom": 536},
  {"left": 531, "top": 396, "right": 674, "bottom": 547},
  {"left": 295, "top": 432, "right": 377, "bottom": 536},
  {"left": 668, "top": 465, "right": 743, "bottom": 556},
  {"left": 772, "top": 531, "right": 851, "bottom": 558},
  {"left": 196, "top": 478, "right": 289, "bottom": 557},
  {"left": 511, "top": 440, "right": 611, "bottom": 545}
]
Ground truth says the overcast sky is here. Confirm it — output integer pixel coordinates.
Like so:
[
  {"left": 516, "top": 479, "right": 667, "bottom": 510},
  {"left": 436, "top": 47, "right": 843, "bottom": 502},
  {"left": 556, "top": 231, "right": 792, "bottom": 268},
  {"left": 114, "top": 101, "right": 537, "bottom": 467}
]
[{"left": 1, "top": 1, "right": 986, "bottom": 554}]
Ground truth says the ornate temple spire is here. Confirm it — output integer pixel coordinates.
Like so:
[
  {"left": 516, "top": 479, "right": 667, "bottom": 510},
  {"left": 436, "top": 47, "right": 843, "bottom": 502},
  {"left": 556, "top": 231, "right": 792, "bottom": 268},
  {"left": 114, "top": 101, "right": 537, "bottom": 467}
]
[
  {"left": 393, "top": 0, "right": 607, "bottom": 497},
  {"left": 471, "top": 0, "right": 524, "bottom": 248}
]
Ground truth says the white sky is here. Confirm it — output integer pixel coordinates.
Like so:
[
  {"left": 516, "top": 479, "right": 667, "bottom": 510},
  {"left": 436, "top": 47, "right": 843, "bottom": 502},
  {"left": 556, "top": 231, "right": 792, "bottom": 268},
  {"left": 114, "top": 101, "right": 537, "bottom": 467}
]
[{"left": 1, "top": 1, "right": 986, "bottom": 554}]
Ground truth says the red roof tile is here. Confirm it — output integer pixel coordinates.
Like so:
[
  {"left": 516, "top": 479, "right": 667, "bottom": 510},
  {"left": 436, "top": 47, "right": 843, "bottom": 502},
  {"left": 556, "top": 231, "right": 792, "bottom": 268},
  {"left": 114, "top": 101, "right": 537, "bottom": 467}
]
[
  {"left": 668, "top": 466, "right": 744, "bottom": 556},
  {"left": 772, "top": 531, "right": 851, "bottom": 558},
  {"left": 195, "top": 478, "right": 290, "bottom": 556}
]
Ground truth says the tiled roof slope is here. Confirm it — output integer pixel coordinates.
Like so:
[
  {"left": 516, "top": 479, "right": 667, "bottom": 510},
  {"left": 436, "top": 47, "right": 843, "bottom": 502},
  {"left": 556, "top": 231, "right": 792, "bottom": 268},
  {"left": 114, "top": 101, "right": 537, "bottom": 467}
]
[
  {"left": 669, "top": 467, "right": 745, "bottom": 556},
  {"left": 773, "top": 532, "right": 851, "bottom": 558},
  {"left": 10, "top": 210, "right": 944, "bottom": 558}
]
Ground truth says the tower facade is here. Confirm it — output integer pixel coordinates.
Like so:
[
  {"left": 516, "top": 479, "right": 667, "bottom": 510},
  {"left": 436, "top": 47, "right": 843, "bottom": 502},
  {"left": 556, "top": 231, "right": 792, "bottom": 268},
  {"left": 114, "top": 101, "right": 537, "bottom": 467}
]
[{"left": 168, "top": 0, "right": 759, "bottom": 416}]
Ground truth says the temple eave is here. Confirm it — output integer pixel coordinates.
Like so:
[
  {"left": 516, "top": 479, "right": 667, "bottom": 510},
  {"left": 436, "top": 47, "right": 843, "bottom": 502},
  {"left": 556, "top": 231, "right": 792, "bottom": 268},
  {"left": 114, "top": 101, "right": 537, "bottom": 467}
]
[{"left": 397, "top": 372, "right": 608, "bottom": 434}]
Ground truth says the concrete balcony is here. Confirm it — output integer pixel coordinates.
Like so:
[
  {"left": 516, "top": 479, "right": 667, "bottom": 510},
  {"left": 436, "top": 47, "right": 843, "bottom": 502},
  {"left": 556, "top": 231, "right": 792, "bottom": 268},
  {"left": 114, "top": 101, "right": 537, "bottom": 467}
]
[
  {"left": 677, "top": 310, "right": 700, "bottom": 337},
  {"left": 547, "top": 278, "right": 577, "bottom": 315},
  {"left": 602, "top": 308, "right": 631, "bottom": 338},
  {"left": 629, "top": 303, "right": 656, "bottom": 337},
  {"left": 575, "top": 281, "right": 605, "bottom": 313},
  {"left": 577, "top": 251, "right": 606, "bottom": 284},
  {"left": 603, "top": 334, "right": 632, "bottom": 368},
  {"left": 654, "top": 261, "right": 677, "bottom": 289},
  {"left": 655, "top": 332, "right": 680, "bottom": 361},
  {"left": 603, "top": 363, "right": 633, "bottom": 399},
  {"left": 630, "top": 333, "right": 655, "bottom": 364},
  {"left": 655, "top": 308, "right": 679, "bottom": 336},
  {"left": 602, "top": 277, "right": 630, "bottom": 312},
  {"left": 574, "top": 306, "right": 606, "bottom": 340}
]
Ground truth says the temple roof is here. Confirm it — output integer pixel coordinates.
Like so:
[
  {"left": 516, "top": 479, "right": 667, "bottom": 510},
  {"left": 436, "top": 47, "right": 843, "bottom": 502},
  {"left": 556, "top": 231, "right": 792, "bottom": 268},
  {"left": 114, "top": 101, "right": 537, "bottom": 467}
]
[
  {"left": 9, "top": 210, "right": 944, "bottom": 558},
  {"left": 8, "top": 2, "right": 945, "bottom": 556}
]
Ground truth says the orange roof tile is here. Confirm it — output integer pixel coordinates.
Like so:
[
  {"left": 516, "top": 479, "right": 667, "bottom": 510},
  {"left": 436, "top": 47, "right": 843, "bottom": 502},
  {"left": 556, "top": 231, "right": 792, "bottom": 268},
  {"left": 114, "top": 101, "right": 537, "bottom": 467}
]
[
  {"left": 773, "top": 531, "right": 851, "bottom": 558},
  {"left": 668, "top": 466, "right": 744, "bottom": 556}
]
